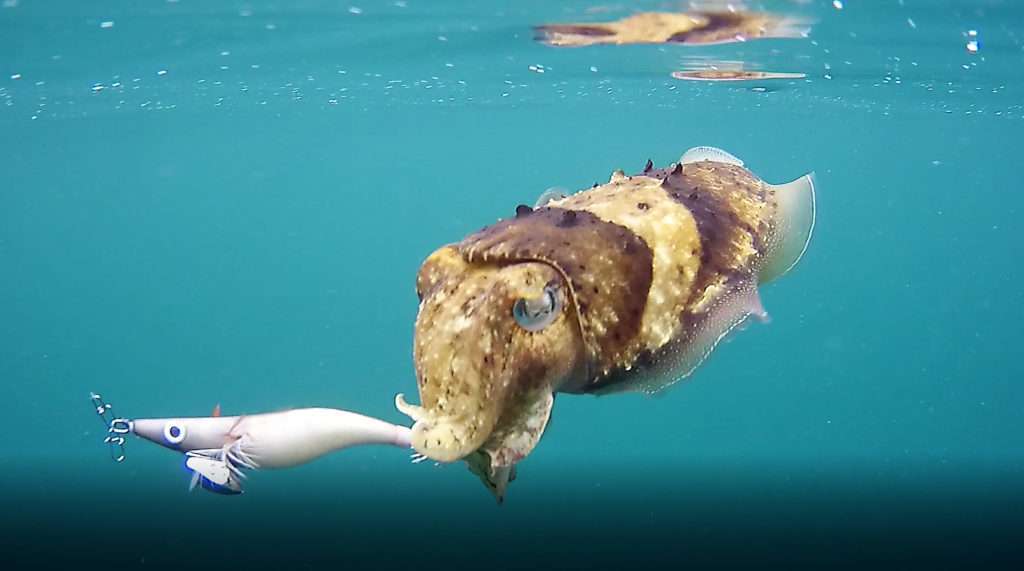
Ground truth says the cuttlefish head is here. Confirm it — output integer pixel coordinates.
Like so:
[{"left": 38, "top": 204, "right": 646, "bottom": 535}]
[{"left": 397, "top": 244, "right": 586, "bottom": 465}]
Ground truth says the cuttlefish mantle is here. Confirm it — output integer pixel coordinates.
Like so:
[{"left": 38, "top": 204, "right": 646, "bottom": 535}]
[{"left": 399, "top": 146, "right": 816, "bottom": 501}]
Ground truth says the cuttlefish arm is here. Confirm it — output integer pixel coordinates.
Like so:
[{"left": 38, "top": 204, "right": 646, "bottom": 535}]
[{"left": 126, "top": 407, "right": 412, "bottom": 494}]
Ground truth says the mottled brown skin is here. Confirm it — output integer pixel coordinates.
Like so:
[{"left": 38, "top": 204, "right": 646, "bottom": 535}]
[
  {"left": 403, "top": 250, "right": 586, "bottom": 463},
  {"left": 556, "top": 162, "right": 777, "bottom": 393},
  {"left": 460, "top": 207, "right": 654, "bottom": 378},
  {"left": 535, "top": 11, "right": 807, "bottom": 48},
  {"left": 402, "top": 156, "right": 801, "bottom": 497}
]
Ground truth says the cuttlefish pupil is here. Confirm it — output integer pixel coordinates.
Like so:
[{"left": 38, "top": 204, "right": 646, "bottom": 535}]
[
  {"left": 399, "top": 146, "right": 816, "bottom": 502},
  {"left": 512, "top": 284, "right": 561, "bottom": 331}
]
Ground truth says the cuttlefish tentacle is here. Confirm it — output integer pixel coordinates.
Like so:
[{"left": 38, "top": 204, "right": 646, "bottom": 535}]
[
  {"left": 396, "top": 384, "right": 506, "bottom": 464},
  {"left": 394, "top": 393, "right": 427, "bottom": 422},
  {"left": 396, "top": 393, "right": 464, "bottom": 460}
]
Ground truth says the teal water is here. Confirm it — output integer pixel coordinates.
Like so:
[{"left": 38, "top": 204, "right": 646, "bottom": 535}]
[{"left": 2, "top": 0, "right": 1022, "bottom": 568}]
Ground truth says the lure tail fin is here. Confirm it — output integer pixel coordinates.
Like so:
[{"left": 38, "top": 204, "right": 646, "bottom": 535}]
[{"left": 184, "top": 451, "right": 243, "bottom": 495}]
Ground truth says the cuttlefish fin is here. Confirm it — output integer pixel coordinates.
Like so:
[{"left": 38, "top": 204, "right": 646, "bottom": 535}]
[
  {"left": 680, "top": 146, "right": 744, "bottom": 167},
  {"left": 647, "top": 282, "right": 768, "bottom": 394},
  {"left": 597, "top": 281, "right": 768, "bottom": 396},
  {"left": 760, "top": 173, "right": 816, "bottom": 284}
]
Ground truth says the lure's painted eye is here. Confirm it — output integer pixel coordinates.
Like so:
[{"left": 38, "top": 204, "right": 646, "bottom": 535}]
[
  {"left": 513, "top": 285, "right": 562, "bottom": 332},
  {"left": 163, "top": 422, "right": 186, "bottom": 445}
]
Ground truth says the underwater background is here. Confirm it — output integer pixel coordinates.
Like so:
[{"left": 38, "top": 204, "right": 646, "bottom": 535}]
[{"left": 1, "top": 0, "right": 1021, "bottom": 568}]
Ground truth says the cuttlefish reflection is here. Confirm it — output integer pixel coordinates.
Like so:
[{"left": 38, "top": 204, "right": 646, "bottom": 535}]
[{"left": 534, "top": 11, "right": 811, "bottom": 47}]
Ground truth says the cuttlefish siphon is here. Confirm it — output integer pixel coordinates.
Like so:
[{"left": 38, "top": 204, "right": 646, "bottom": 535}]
[{"left": 396, "top": 146, "right": 816, "bottom": 501}]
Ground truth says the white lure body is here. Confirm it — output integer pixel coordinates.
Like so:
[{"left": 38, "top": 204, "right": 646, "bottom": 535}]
[
  {"left": 228, "top": 408, "right": 410, "bottom": 469},
  {"left": 125, "top": 406, "right": 412, "bottom": 494}
]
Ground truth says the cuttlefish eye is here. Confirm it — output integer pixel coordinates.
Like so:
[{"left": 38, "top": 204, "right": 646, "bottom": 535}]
[
  {"left": 512, "top": 285, "right": 562, "bottom": 332},
  {"left": 163, "top": 422, "right": 187, "bottom": 445}
]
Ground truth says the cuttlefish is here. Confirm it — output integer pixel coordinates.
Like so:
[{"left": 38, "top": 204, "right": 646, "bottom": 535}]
[
  {"left": 535, "top": 11, "right": 810, "bottom": 47},
  {"left": 396, "top": 147, "right": 816, "bottom": 500}
]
